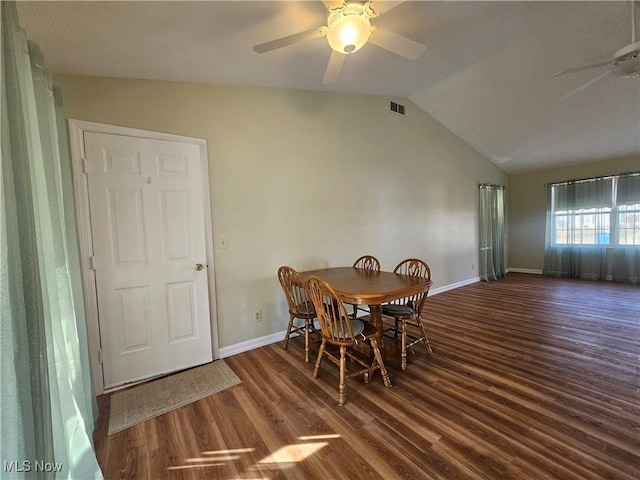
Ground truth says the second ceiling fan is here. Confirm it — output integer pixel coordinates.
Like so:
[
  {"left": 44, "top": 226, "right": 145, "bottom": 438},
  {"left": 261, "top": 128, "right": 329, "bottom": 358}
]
[
  {"left": 555, "top": 0, "right": 640, "bottom": 99},
  {"left": 253, "top": 0, "right": 426, "bottom": 84}
]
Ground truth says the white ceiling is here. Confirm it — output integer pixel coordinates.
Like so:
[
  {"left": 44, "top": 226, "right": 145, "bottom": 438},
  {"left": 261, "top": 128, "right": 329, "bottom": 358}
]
[{"left": 17, "top": 1, "right": 640, "bottom": 174}]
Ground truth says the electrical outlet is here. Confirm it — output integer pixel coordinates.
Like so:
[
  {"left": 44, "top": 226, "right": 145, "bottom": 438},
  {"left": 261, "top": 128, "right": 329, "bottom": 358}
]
[{"left": 253, "top": 309, "right": 262, "bottom": 323}]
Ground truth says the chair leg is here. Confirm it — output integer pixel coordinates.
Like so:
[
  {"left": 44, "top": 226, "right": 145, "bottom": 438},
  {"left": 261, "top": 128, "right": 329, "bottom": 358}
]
[
  {"left": 400, "top": 318, "right": 408, "bottom": 371},
  {"left": 313, "top": 340, "right": 326, "bottom": 379},
  {"left": 416, "top": 317, "right": 433, "bottom": 355},
  {"left": 304, "top": 319, "right": 310, "bottom": 363},
  {"left": 369, "top": 339, "right": 391, "bottom": 388},
  {"left": 283, "top": 315, "right": 295, "bottom": 350},
  {"left": 338, "top": 345, "right": 347, "bottom": 406}
]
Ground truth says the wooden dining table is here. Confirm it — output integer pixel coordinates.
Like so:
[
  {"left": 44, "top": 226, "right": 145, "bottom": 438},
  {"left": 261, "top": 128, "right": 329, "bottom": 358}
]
[{"left": 300, "top": 266, "right": 433, "bottom": 337}]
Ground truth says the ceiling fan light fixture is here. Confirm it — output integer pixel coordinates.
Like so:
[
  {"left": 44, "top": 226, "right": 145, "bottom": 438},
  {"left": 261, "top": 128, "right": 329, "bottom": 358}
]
[
  {"left": 326, "top": 13, "right": 371, "bottom": 54},
  {"left": 612, "top": 41, "right": 640, "bottom": 78},
  {"left": 613, "top": 58, "right": 640, "bottom": 78}
]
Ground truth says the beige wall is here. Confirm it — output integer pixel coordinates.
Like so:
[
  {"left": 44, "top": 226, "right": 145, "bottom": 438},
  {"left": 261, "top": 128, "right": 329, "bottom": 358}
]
[
  {"left": 54, "top": 75, "right": 508, "bottom": 349},
  {"left": 509, "top": 155, "right": 640, "bottom": 270}
]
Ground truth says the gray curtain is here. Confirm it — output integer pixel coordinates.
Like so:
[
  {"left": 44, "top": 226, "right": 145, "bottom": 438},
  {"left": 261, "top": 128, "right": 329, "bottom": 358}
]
[
  {"left": 543, "top": 178, "right": 611, "bottom": 280},
  {"left": 544, "top": 174, "right": 640, "bottom": 284},
  {"left": 1, "top": 2, "right": 103, "bottom": 478},
  {"left": 479, "top": 185, "right": 505, "bottom": 281},
  {"left": 612, "top": 174, "right": 640, "bottom": 284}
]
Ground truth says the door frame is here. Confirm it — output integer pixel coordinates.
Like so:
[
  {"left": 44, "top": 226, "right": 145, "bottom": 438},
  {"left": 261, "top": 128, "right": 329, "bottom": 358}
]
[{"left": 69, "top": 120, "right": 219, "bottom": 394}]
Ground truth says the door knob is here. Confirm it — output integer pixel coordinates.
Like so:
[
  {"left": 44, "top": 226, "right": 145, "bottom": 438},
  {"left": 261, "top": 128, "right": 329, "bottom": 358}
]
[{"left": 195, "top": 263, "right": 204, "bottom": 271}]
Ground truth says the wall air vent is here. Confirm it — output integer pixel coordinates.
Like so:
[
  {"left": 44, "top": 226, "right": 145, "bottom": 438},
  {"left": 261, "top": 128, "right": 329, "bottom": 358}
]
[{"left": 389, "top": 101, "right": 405, "bottom": 116}]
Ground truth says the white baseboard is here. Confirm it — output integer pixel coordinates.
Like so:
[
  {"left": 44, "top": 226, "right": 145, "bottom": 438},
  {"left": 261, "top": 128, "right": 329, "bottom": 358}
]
[
  {"left": 430, "top": 276, "right": 481, "bottom": 296},
  {"left": 507, "top": 268, "right": 543, "bottom": 275},
  {"left": 219, "top": 331, "right": 286, "bottom": 359}
]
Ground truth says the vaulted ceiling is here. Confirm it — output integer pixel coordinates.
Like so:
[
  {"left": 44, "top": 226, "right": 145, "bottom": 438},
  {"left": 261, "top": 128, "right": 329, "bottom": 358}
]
[{"left": 17, "top": 1, "right": 640, "bottom": 174}]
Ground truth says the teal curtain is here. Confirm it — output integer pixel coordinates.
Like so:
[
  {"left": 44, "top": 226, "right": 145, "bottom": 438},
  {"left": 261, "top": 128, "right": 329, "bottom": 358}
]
[
  {"left": 479, "top": 185, "right": 506, "bottom": 281},
  {"left": 543, "top": 178, "right": 611, "bottom": 280},
  {"left": 612, "top": 174, "right": 640, "bottom": 284},
  {"left": 1, "top": 2, "right": 103, "bottom": 479},
  {"left": 543, "top": 174, "right": 640, "bottom": 283}
]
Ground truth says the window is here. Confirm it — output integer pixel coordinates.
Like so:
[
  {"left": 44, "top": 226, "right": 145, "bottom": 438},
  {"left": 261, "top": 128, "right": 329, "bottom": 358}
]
[
  {"left": 549, "top": 175, "right": 640, "bottom": 247},
  {"left": 553, "top": 208, "right": 611, "bottom": 245},
  {"left": 618, "top": 203, "right": 640, "bottom": 245}
]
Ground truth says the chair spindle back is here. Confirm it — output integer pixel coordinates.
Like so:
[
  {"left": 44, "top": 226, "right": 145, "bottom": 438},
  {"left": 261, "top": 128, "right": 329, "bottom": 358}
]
[
  {"left": 278, "top": 266, "right": 315, "bottom": 317},
  {"left": 307, "top": 276, "right": 359, "bottom": 345},
  {"left": 390, "top": 258, "right": 432, "bottom": 315},
  {"left": 353, "top": 255, "right": 381, "bottom": 271}
]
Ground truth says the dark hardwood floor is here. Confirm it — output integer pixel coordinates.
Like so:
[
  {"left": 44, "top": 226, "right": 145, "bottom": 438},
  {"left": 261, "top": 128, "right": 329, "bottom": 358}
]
[{"left": 94, "top": 273, "right": 640, "bottom": 479}]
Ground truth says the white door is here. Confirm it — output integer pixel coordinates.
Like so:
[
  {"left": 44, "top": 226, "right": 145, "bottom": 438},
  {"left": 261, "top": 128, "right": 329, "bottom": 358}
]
[{"left": 84, "top": 132, "right": 213, "bottom": 389}]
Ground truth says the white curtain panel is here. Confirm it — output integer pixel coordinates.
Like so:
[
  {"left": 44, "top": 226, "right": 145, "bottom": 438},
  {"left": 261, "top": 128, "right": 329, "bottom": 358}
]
[
  {"left": 1, "top": 2, "right": 102, "bottom": 478},
  {"left": 479, "top": 185, "right": 505, "bottom": 281}
]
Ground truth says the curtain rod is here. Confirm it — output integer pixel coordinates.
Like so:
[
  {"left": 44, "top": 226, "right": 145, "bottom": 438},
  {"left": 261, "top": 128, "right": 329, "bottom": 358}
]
[
  {"left": 479, "top": 183, "right": 505, "bottom": 189},
  {"left": 544, "top": 171, "right": 640, "bottom": 187}
]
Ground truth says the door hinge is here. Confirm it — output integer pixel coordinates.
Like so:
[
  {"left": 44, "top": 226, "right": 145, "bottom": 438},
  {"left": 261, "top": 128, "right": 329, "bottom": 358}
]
[
  {"left": 98, "top": 349, "right": 103, "bottom": 364},
  {"left": 90, "top": 255, "right": 96, "bottom": 271},
  {"left": 82, "top": 158, "right": 88, "bottom": 174}
]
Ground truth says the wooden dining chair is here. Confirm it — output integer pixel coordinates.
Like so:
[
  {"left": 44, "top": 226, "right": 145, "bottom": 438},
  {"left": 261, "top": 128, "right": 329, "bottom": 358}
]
[
  {"left": 306, "top": 275, "right": 391, "bottom": 406},
  {"left": 382, "top": 258, "right": 434, "bottom": 370},
  {"left": 278, "top": 266, "right": 318, "bottom": 363},
  {"left": 353, "top": 255, "right": 380, "bottom": 271},
  {"left": 349, "top": 255, "right": 381, "bottom": 319}
]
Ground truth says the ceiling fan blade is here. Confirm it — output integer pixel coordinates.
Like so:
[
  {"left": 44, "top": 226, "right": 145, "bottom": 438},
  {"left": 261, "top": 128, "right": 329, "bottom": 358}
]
[
  {"left": 323, "top": 50, "right": 346, "bottom": 84},
  {"left": 368, "top": 1, "right": 406, "bottom": 15},
  {"left": 253, "top": 27, "right": 325, "bottom": 54},
  {"left": 368, "top": 27, "right": 425, "bottom": 60},
  {"left": 560, "top": 69, "right": 613, "bottom": 101},
  {"left": 322, "top": 0, "right": 344, "bottom": 10},
  {"left": 554, "top": 60, "right": 614, "bottom": 76}
]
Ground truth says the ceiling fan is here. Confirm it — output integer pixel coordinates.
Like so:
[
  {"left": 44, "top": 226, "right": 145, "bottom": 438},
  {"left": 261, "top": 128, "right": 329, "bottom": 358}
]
[
  {"left": 253, "top": 0, "right": 426, "bottom": 84},
  {"left": 555, "top": 0, "right": 640, "bottom": 99}
]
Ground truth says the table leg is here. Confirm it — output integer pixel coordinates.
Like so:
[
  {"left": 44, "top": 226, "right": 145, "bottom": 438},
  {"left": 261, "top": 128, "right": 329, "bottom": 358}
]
[
  {"left": 369, "top": 304, "right": 383, "bottom": 337},
  {"left": 366, "top": 305, "right": 385, "bottom": 384}
]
